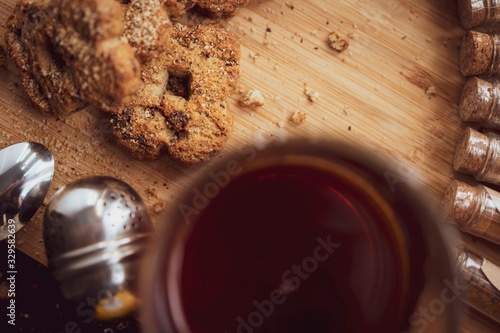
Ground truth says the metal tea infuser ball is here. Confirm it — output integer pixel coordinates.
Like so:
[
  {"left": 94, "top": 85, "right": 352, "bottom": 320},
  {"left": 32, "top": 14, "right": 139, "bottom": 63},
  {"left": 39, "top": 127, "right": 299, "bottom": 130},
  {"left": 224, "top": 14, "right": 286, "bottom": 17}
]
[{"left": 43, "top": 176, "right": 153, "bottom": 320}]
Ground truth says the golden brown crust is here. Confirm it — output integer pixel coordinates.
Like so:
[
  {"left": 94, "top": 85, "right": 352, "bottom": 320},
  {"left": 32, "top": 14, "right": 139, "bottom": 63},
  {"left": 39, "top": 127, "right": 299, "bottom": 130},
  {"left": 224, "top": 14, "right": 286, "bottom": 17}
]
[
  {"left": 4, "top": 0, "right": 242, "bottom": 164},
  {"left": 123, "top": 0, "right": 173, "bottom": 60},
  {"left": 173, "top": 23, "right": 240, "bottom": 89},
  {"left": 329, "top": 32, "right": 349, "bottom": 52},
  {"left": 195, "top": 0, "right": 249, "bottom": 18},
  {"left": 111, "top": 106, "right": 171, "bottom": 159},
  {"left": 4, "top": 0, "right": 87, "bottom": 117},
  {"left": 110, "top": 22, "right": 240, "bottom": 164},
  {"left": 162, "top": 0, "right": 197, "bottom": 18},
  {"left": 51, "top": 0, "right": 142, "bottom": 109},
  {"left": 4, "top": 0, "right": 144, "bottom": 115}
]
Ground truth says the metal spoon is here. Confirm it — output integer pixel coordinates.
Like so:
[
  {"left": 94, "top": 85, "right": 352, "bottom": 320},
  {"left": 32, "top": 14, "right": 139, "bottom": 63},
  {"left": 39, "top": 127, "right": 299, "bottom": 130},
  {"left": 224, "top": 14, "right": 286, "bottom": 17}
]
[{"left": 0, "top": 142, "right": 54, "bottom": 240}]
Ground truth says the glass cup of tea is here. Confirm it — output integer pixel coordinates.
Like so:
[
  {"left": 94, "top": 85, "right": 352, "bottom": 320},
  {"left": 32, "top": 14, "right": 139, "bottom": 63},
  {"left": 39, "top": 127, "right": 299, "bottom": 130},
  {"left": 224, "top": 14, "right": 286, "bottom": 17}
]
[{"left": 140, "top": 140, "right": 457, "bottom": 333}]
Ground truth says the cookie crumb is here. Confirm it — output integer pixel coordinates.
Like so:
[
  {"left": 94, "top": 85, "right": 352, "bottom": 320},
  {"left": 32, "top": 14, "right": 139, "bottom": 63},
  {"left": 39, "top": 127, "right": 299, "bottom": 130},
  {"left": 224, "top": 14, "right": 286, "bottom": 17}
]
[
  {"left": 343, "top": 105, "right": 349, "bottom": 115},
  {"left": 426, "top": 85, "right": 437, "bottom": 96},
  {"left": 329, "top": 32, "right": 349, "bottom": 52},
  {"left": 153, "top": 200, "right": 166, "bottom": 214},
  {"left": 304, "top": 84, "right": 319, "bottom": 102},
  {"left": 240, "top": 89, "right": 265, "bottom": 107},
  {"left": 291, "top": 111, "right": 307, "bottom": 125},
  {"left": 249, "top": 51, "right": 259, "bottom": 62}
]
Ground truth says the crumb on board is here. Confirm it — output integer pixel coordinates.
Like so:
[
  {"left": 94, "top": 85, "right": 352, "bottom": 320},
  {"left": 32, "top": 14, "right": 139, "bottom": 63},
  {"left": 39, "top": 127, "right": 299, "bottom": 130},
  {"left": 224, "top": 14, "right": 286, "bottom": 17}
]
[
  {"left": 304, "top": 84, "right": 320, "bottom": 102},
  {"left": 401, "top": 67, "right": 438, "bottom": 96},
  {"left": 152, "top": 200, "right": 166, "bottom": 214},
  {"left": 291, "top": 111, "right": 307, "bottom": 125},
  {"left": 240, "top": 89, "right": 265, "bottom": 107},
  {"left": 343, "top": 105, "right": 349, "bottom": 115},
  {"left": 249, "top": 51, "right": 259, "bottom": 62},
  {"left": 328, "top": 31, "right": 349, "bottom": 52},
  {"left": 426, "top": 85, "right": 437, "bottom": 96}
]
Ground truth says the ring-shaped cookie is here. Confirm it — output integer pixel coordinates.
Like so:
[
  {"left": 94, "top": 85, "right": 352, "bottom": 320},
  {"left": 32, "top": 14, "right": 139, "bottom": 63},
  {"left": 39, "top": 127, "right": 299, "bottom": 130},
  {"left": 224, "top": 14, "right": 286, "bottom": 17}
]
[
  {"left": 110, "top": 22, "right": 240, "bottom": 164},
  {"left": 5, "top": 0, "right": 87, "bottom": 117}
]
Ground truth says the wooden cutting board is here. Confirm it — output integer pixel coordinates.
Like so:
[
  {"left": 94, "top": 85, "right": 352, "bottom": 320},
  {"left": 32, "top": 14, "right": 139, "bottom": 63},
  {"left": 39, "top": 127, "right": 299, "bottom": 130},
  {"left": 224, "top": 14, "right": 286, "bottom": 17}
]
[{"left": 1, "top": 0, "right": 499, "bottom": 331}]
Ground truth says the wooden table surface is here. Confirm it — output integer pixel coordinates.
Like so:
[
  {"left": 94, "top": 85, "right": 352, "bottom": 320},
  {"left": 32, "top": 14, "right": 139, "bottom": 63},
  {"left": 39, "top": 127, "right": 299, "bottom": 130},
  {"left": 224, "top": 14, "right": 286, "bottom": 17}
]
[{"left": 1, "top": 0, "right": 499, "bottom": 331}]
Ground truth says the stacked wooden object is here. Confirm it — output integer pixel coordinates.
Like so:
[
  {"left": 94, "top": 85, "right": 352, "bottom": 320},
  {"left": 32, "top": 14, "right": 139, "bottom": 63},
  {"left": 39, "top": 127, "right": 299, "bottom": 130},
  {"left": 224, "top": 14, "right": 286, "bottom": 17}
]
[{"left": 440, "top": 0, "right": 500, "bottom": 324}]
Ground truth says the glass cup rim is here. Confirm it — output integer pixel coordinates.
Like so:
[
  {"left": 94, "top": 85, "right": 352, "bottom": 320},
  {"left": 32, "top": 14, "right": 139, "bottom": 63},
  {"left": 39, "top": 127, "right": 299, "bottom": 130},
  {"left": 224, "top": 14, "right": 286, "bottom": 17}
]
[{"left": 139, "top": 139, "right": 459, "bottom": 333}]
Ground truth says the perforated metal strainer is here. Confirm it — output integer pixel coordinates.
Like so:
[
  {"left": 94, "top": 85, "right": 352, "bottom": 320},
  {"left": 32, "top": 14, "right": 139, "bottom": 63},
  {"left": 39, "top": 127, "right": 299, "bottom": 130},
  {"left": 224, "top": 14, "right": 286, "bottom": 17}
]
[{"left": 43, "top": 176, "right": 153, "bottom": 320}]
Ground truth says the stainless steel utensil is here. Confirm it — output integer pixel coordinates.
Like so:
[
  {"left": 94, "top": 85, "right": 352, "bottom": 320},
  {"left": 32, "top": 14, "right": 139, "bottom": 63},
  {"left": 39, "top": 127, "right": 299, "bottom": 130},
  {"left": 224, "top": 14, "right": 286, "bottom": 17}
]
[
  {"left": 43, "top": 176, "right": 153, "bottom": 320},
  {"left": 0, "top": 142, "right": 54, "bottom": 240}
]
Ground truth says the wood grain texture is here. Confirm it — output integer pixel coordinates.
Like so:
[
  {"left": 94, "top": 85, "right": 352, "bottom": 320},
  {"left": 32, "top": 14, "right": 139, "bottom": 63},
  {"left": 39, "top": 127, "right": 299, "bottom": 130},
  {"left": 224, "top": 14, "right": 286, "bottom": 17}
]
[{"left": 0, "top": 0, "right": 499, "bottom": 331}]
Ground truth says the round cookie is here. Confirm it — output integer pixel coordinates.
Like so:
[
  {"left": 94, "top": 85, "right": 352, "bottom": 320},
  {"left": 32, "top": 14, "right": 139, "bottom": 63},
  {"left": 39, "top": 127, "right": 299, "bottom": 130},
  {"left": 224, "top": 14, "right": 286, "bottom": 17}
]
[
  {"left": 4, "top": 0, "right": 87, "bottom": 117},
  {"left": 51, "top": 0, "right": 142, "bottom": 109},
  {"left": 110, "top": 22, "right": 240, "bottom": 164}
]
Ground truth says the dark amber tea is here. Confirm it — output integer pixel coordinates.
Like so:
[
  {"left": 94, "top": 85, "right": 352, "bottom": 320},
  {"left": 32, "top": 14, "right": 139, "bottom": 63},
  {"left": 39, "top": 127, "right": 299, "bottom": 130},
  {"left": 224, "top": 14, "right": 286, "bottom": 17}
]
[
  {"left": 180, "top": 163, "right": 423, "bottom": 332},
  {"left": 141, "top": 142, "right": 456, "bottom": 333}
]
